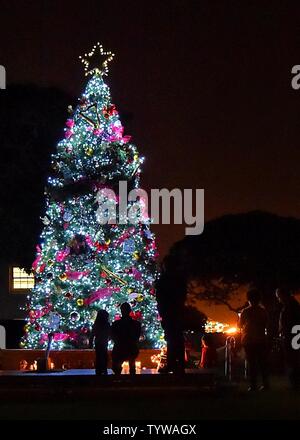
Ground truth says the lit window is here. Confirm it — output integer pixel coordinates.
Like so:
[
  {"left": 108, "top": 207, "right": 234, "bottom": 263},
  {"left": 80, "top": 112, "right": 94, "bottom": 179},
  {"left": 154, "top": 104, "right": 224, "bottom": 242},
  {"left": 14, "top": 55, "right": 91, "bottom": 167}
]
[{"left": 11, "top": 267, "right": 35, "bottom": 291}]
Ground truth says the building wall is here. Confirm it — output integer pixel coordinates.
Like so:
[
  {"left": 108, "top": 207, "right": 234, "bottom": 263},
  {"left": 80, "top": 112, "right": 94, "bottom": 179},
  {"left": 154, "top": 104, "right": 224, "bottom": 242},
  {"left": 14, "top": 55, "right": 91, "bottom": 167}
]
[{"left": 0, "top": 264, "right": 27, "bottom": 320}]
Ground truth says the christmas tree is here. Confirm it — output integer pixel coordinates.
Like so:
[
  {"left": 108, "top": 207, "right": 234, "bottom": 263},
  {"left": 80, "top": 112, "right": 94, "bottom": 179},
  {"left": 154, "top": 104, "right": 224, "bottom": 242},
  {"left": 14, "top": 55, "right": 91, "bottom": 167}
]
[{"left": 22, "top": 43, "right": 163, "bottom": 349}]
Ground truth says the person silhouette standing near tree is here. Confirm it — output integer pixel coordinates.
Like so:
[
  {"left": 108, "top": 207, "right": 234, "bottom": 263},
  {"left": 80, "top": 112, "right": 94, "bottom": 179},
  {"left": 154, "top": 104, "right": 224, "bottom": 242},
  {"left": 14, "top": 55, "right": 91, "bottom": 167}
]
[
  {"left": 111, "top": 303, "right": 141, "bottom": 375},
  {"left": 239, "top": 289, "right": 270, "bottom": 391},
  {"left": 276, "top": 287, "right": 300, "bottom": 390},
  {"left": 89, "top": 310, "right": 111, "bottom": 375},
  {"left": 155, "top": 255, "right": 187, "bottom": 375}
]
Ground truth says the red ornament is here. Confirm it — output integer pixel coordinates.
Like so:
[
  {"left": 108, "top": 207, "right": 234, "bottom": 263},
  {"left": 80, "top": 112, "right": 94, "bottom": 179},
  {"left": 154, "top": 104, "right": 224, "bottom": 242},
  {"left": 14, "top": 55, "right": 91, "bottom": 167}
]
[
  {"left": 96, "top": 243, "right": 109, "bottom": 252},
  {"left": 102, "top": 104, "right": 118, "bottom": 119},
  {"left": 29, "top": 310, "right": 36, "bottom": 322},
  {"left": 38, "top": 263, "right": 46, "bottom": 273},
  {"left": 130, "top": 311, "right": 142, "bottom": 320},
  {"left": 100, "top": 271, "right": 108, "bottom": 278},
  {"left": 68, "top": 331, "right": 77, "bottom": 340}
]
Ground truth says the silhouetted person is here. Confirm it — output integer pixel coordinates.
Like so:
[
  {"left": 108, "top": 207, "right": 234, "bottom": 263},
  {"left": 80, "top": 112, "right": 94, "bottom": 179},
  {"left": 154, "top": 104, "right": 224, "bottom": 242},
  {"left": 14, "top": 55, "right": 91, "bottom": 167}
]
[
  {"left": 155, "top": 258, "right": 187, "bottom": 375},
  {"left": 111, "top": 303, "right": 141, "bottom": 375},
  {"left": 239, "top": 289, "right": 269, "bottom": 391},
  {"left": 276, "top": 288, "right": 300, "bottom": 390},
  {"left": 89, "top": 310, "right": 110, "bottom": 375}
]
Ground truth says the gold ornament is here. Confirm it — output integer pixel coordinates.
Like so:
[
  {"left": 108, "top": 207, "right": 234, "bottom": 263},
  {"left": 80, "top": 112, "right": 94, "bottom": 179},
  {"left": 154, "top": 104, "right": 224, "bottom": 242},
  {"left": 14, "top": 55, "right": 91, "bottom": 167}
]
[
  {"left": 51, "top": 161, "right": 59, "bottom": 171},
  {"left": 90, "top": 310, "right": 97, "bottom": 321},
  {"left": 77, "top": 299, "right": 84, "bottom": 306},
  {"left": 133, "top": 154, "right": 139, "bottom": 161},
  {"left": 127, "top": 288, "right": 133, "bottom": 294},
  {"left": 133, "top": 252, "right": 140, "bottom": 260},
  {"left": 105, "top": 239, "right": 111, "bottom": 245},
  {"left": 47, "top": 259, "right": 54, "bottom": 266},
  {"left": 85, "top": 147, "right": 94, "bottom": 156},
  {"left": 137, "top": 294, "right": 144, "bottom": 302},
  {"left": 59, "top": 273, "right": 68, "bottom": 281},
  {"left": 79, "top": 42, "right": 115, "bottom": 77}
]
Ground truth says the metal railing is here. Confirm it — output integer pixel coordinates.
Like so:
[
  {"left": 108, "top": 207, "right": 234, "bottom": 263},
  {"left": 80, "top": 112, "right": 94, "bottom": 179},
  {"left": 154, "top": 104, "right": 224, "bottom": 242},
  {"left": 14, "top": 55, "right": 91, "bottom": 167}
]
[{"left": 224, "top": 336, "right": 236, "bottom": 381}]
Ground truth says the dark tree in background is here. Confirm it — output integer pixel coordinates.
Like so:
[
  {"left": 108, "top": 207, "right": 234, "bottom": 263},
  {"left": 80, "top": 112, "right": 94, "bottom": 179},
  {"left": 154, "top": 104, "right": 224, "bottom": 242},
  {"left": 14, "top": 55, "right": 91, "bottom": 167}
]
[
  {"left": 0, "top": 84, "right": 73, "bottom": 269},
  {"left": 182, "top": 305, "right": 206, "bottom": 331},
  {"left": 186, "top": 211, "right": 300, "bottom": 295},
  {"left": 161, "top": 211, "right": 300, "bottom": 337}
]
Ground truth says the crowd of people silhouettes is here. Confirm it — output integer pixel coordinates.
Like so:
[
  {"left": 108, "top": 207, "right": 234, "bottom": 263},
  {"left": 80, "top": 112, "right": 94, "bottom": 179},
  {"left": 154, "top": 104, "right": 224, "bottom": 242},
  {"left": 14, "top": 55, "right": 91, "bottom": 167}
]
[
  {"left": 90, "top": 289, "right": 300, "bottom": 391},
  {"left": 239, "top": 287, "right": 300, "bottom": 391}
]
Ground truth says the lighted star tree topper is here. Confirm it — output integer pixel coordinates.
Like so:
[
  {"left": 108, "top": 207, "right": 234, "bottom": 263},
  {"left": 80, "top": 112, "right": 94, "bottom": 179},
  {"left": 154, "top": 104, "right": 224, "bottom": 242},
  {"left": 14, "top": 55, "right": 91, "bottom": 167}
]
[{"left": 22, "top": 44, "right": 164, "bottom": 349}]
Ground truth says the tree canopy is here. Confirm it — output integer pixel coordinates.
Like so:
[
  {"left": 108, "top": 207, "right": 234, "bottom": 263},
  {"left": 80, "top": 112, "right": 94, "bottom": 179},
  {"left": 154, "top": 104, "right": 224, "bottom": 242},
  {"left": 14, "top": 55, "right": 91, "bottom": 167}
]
[{"left": 159, "top": 211, "right": 300, "bottom": 322}]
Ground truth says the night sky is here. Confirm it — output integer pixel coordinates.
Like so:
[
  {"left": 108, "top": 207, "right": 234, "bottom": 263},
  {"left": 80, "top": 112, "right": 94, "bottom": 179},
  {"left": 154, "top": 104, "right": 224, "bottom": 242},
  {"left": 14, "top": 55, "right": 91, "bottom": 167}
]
[{"left": 1, "top": 0, "right": 300, "bottom": 257}]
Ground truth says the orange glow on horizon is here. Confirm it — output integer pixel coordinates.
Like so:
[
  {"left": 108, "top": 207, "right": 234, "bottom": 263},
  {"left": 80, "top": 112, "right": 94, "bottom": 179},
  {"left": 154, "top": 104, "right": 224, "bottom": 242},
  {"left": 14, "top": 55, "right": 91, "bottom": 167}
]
[{"left": 225, "top": 327, "right": 238, "bottom": 334}]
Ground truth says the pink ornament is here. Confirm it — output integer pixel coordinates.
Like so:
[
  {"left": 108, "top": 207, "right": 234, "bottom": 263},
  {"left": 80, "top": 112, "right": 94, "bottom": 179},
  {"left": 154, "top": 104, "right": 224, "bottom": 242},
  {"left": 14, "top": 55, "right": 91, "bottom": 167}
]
[
  {"left": 107, "top": 123, "right": 124, "bottom": 142},
  {"left": 132, "top": 268, "right": 142, "bottom": 280},
  {"left": 112, "top": 124, "right": 123, "bottom": 136},
  {"left": 56, "top": 248, "right": 70, "bottom": 262},
  {"left": 114, "top": 230, "right": 131, "bottom": 246},
  {"left": 85, "top": 235, "right": 94, "bottom": 248},
  {"left": 65, "top": 270, "right": 90, "bottom": 280},
  {"left": 66, "top": 119, "right": 75, "bottom": 128},
  {"left": 122, "top": 135, "right": 132, "bottom": 143},
  {"left": 32, "top": 245, "right": 42, "bottom": 270},
  {"left": 65, "top": 129, "right": 73, "bottom": 139},
  {"left": 53, "top": 333, "right": 69, "bottom": 342},
  {"left": 40, "top": 334, "right": 48, "bottom": 343},
  {"left": 84, "top": 287, "right": 120, "bottom": 305},
  {"left": 93, "top": 128, "right": 104, "bottom": 136}
]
